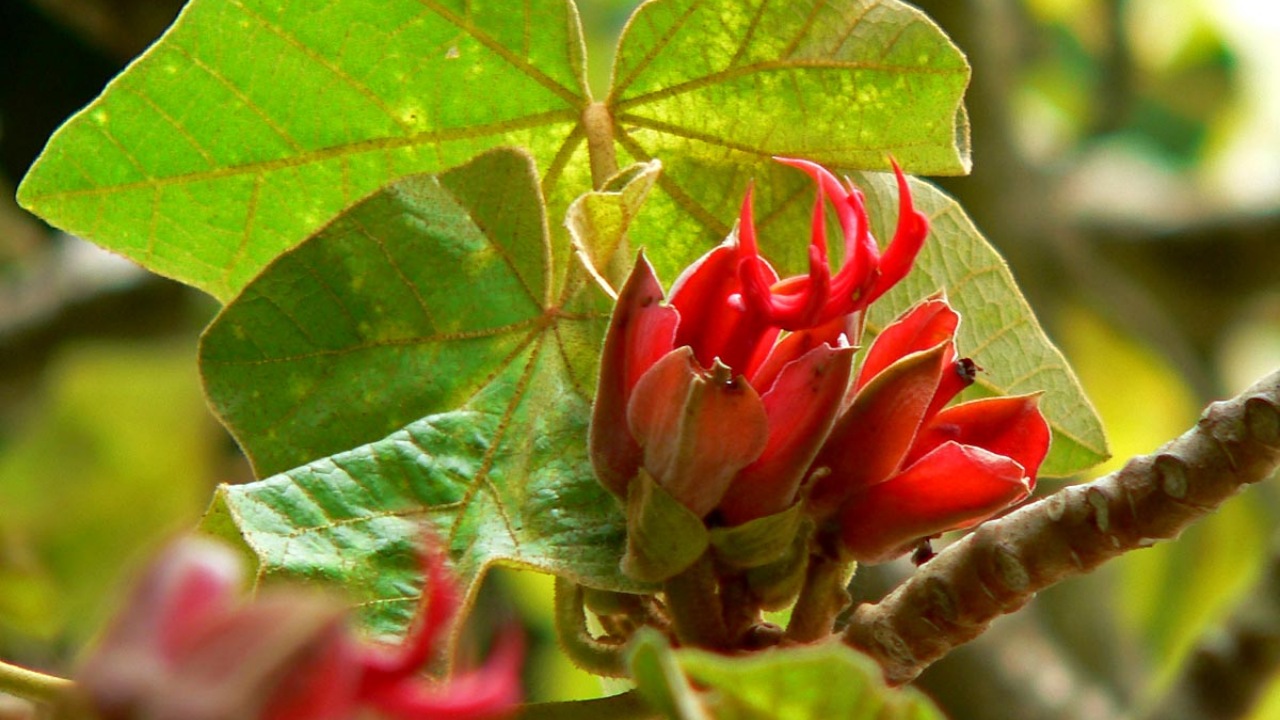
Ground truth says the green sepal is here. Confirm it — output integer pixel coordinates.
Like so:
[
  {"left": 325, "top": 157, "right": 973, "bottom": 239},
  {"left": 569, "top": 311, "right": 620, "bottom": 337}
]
[
  {"left": 622, "top": 471, "right": 710, "bottom": 584},
  {"left": 708, "top": 503, "right": 805, "bottom": 570},
  {"left": 745, "top": 521, "right": 817, "bottom": 611}
]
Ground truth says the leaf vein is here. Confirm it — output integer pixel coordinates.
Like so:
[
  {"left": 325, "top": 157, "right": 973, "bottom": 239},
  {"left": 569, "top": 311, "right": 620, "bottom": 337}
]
[
  {"left": 781, "top": 0, "right": 826, "bottom": 60},
  {"left": 228, "top": 0, "right": 415, "bottom": 133},
  {"left": 415, "top": 0, "right": 583, "bottom": 106},
  {"left": 168, "top": 42, "right": 305, "bottom": 152},
  {"left": 203, "top": 316, "right": 542, "bottom": 366},
  {"left": 349, "top": 214, "right": 439, "bottom": 332},
  {"left": 615, "top": 128, "right": 729, "bottom": 238},
  {"left": 614, "top": 58, "right": 965, "bottom": 112},
  {"left": 31, "top": 111, "right": 578, "bottom": 200},
  {"left": 609, "top": 0, "right": 704, "bottom": 101}
]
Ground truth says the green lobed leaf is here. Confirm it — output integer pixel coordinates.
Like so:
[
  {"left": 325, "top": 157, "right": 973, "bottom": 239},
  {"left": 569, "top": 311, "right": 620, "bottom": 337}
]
[
  {"left": 17, "top": 0, "right": 971, "bottom": 304},
  {"left": 201, "top": 149, "right": 557, "bottom": 476},
  {"left": 610, "top": 0, "right": 970, "bottom": 173},
  {"left": 675, "top": 642, "right": 945, "bottom": 720},
  {"left": 202, "top": 311, "right": 641, "bottom": 636},
  {"left": 201, "top": 150, "right": 658, "bottom": 478},
  {"left": 609, "top": 0, "right": 972, "bottom": 282},
  {"left": 200, "top": 149, "right": 654, "bottom": 634},
  {"left": 17, "top": 0, "right": 594, "bottom": 302}
]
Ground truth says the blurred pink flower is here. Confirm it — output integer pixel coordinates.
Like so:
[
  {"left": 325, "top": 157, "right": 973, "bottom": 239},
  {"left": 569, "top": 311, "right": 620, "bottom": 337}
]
[{"left": 79, "top": 535, "right": 520, "bottom": 720}]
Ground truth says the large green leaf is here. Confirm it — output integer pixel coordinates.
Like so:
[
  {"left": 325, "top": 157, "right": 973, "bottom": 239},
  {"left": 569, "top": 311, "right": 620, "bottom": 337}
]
[
  {"left": 629, "top": 629, "right": 944, "bottom": 719},
  {"left": 676, "top": 642, "right": 944, "bottom": 719},
  {"left": 202, "top": 149, "right": 552, "bottom": 475},
  {"left": 202, "top": 326, "right": 637, "bottom": 637},
  {"left": 610, "top": 0, "right": 969, "bottom": 174},
  {"left": 608, "top": 0, "right": 972, "bottom": 282},
  {"left": 201, "top": 149, "right": 656, "bottom": 477},
  {"left": 17, "top": 0, "right": 970, "bottom": 303},
  {"left": 17, "top": 0, "right": 593, "bottom": 302},
  {"left": 201, "top": 149, "right": 657, "bottom": 633}
]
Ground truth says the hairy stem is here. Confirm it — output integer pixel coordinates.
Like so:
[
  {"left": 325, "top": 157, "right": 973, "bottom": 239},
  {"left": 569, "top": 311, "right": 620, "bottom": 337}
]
[
  {"left": 0, "top": 659, "right": 76, "bottom": 707},
  {"left": 785, "top": 553, "right": 853, "bottom": 643},
  {"left": 846, "top": 368, "right": 1280, "bottom": 685},
  {"left": 663, "top": 553, "right": 729, "bottom": 650},
  {"left": 553, "top": 577, "right": 629, "bottom": 678}
]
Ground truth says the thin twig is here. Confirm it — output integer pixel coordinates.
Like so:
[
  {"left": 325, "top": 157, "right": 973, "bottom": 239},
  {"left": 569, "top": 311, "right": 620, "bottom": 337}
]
[{"left": 846, "top": 368, "right": 1280, "bottom": 685}]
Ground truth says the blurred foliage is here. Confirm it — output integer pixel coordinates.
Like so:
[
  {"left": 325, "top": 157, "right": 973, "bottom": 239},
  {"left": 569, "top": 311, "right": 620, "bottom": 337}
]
[
  {"left": 0, "top": 342, "right": 213, "bottom": 648},
  {"left": 0, "top": 0, "right": 1277, "bottom": 716}
]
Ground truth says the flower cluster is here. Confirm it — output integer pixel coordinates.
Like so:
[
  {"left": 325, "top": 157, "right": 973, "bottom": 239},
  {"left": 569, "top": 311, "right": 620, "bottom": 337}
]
[
  {"left": 78, "top": 536, "right": 520, "bottom": 720},
  {"left": 590, "top": 159, "right": 1050, "bottom": 564}
]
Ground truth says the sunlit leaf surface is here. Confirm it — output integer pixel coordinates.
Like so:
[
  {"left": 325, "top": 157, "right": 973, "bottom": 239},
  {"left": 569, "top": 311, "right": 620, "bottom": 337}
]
[
  {"left": 18, "top": 0, "right": 969, "bottom": 304},
  {"left": 18, "top": 0, "right": 593, "bottom": 301}
]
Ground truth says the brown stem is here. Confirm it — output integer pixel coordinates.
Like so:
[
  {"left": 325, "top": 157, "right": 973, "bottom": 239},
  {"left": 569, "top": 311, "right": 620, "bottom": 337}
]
[
  {"left": 785, "top": 552, "right": 852, "bottom": 643},
  {"left": 845, "top": 368, "right": 1280, "bottom": 685},
  {"left": 718, "top": 571, "right": 761, "bottom": 646},
  {"left": 662, "top": 553, "right": 729, "bottom": 650}
]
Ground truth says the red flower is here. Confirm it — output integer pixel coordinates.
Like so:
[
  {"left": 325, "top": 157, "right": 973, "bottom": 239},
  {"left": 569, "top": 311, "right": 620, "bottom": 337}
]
[
  {"left": 590, "top": 159, "right": 928, "bottom": 524},
  {"left": 808, "top": 295, "right": 1052, "bottom": 562},
  {"left": 78, "top": 535, "right": 521, "bottom": 720}
]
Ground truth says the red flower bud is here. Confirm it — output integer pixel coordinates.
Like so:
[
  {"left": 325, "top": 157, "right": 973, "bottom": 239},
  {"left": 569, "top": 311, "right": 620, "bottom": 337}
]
[
  {"left": 590, "top": 158, "right": 928, "bottom": 525},
  {"left": 626, "top": 349, "right": 769, "bottom": 516},
  {"left": 810, "top": 296, "right": 1052, "bottom": 563}
]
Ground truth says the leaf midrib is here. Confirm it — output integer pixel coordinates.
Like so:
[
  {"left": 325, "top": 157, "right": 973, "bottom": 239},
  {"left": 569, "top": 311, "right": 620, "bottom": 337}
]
[{"left": 613, "top": 57, "right": 967, "bottom": 113}]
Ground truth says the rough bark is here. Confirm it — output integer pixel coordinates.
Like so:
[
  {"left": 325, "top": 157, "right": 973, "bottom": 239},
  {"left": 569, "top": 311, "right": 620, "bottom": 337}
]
[{"left": 846, "top": 368, "right": 1280, "bottom": 685}]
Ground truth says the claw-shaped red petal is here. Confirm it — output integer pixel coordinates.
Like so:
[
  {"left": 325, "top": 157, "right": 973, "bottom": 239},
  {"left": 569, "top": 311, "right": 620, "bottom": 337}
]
[{"left": 839, "top": 441, "right": 1031, "bottom": 563}]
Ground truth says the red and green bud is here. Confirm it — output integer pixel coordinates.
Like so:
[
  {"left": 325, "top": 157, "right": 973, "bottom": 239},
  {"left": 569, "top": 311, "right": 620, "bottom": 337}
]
[
  {"left": 589, "top": 157, "right": 1049, "bottom": 568},
  {"left": 590, "top": 158, "right": 927, "bottom": 525}
]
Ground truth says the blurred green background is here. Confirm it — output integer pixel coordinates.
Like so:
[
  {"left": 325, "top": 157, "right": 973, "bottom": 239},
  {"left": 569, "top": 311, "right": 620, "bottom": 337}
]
[{"left": 0, "top": 0, "right": 1277, "bottom": 717}]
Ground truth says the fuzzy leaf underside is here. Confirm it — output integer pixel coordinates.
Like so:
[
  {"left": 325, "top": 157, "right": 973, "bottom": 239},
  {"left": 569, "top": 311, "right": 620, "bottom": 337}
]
[{"left": 201, "top": 150, "right": 652, "bottom": 636}]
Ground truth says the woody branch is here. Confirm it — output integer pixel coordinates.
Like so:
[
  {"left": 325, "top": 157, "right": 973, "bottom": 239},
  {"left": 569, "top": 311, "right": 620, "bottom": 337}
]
[{"left": 845, "top": 367, "right": 1280, "bottom": 685}]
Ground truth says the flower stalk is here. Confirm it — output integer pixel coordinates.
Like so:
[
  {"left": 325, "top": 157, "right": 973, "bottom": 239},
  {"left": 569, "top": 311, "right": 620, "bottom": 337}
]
[
  {"left": 662, "top": 553, "right": 731, "bottom": 651},
  {"left": 784, "top": 552, "right": 854, "bottom": 644},
  {"left": 0, "top": 658, "right": 78, "bottom": 708},
  {"left": 578, "top": 155, "right": 1054, "bottom": 661}
]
